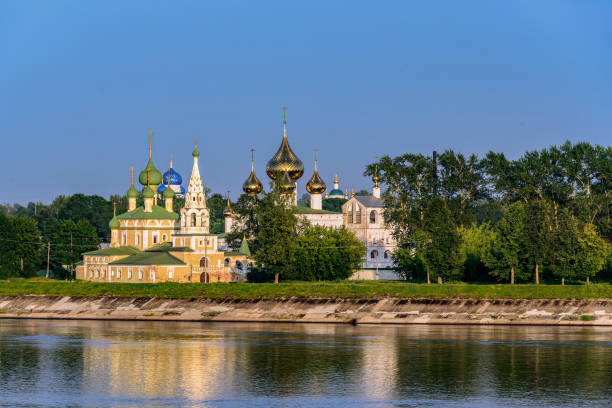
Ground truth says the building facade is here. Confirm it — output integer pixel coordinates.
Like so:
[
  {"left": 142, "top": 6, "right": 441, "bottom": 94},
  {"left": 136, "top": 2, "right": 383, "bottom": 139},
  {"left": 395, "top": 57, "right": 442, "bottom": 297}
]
[{"left": 76, "top": 137, "right": 252, "bottom": 284}]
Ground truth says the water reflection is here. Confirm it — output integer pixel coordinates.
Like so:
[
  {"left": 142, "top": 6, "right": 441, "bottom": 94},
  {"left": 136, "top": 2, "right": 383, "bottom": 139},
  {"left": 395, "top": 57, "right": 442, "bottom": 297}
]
[{"left": 0, "top": 321, "right": 611, "bottom": 407}]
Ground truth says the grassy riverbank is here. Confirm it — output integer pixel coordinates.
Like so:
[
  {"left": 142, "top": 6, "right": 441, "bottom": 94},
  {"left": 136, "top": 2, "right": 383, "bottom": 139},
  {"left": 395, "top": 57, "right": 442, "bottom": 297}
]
[{"left": 0, "top": 279, "right": 611, "bottom": 299}]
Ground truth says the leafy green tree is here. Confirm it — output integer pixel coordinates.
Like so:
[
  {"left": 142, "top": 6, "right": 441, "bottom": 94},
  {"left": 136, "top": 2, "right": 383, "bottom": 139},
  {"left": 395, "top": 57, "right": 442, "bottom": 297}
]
[
  {"left": 253, "top": 188, "right": 299, "bottom": 284},
  {"left": 484, "top": 202, "right": 528, "bottom": 284},
  {"left": 550, "top": 209, "right": 580, "bottom": 285},
  {"left": 576, "top": 223, "right": 609, "bottom": 284},
  {"left": 392, "top": 247, "right": 426, "bottom": 281},
  {"left": 524, "top": 200, "right": 554, "bottom": 284},
  {"left": 438, "top": 150, "right": 486, "bottom": 226},
  {"left": 292, "top": 226, "right": 365, "bottom": 281},
  {"left": 322, "top": 198, "right": 346, "bottom": 212},
  {"left": 207, "top": 193, "right": 226, "bottom": 234},
  {"left": 50, "top": 219, "right": 99, "bottom": 277},
  {"left": 11, "top": 216, "right": 41, "bottom": 277},
  {"left": 457, "top": 223, "right": 495, "bottom": 282},
  {"left": 422, "top": 197, "right": 464, "bottom": 283}
]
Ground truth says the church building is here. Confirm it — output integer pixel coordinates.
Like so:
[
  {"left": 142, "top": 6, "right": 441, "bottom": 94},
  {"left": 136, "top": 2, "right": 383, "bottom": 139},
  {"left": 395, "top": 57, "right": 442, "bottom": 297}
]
[{"left": 76, "top": 135, "right": 252, "bottom": 283}]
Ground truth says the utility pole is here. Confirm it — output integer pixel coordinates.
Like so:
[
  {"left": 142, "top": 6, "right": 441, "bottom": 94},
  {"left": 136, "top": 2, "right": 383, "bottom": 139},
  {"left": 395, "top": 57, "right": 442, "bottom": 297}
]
[
  {"left": 46, "top": 242, "right": 50, "bottom": 279},
  {"left": 70, "top": 231, "right": 74, "bottom": 280}
]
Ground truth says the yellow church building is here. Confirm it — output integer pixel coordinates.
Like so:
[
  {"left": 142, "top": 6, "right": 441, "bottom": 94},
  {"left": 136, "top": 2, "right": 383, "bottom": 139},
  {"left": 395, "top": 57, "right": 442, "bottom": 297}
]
[{"left": 76, "top": 136, "right": 252, "bottom": 283}]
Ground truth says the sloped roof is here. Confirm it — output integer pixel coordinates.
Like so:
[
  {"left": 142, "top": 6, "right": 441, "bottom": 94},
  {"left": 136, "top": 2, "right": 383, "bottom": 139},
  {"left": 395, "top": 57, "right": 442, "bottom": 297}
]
[
  {"left": 83, "top": 247, "right": 140, "bottom": 256},
  {"left": 116, "top": 205, "right": 179, "bottom": 221},
  {"left": 295, "top": 206, "right": 340, "bottom": 214},
  {"left": 109, "top": 251, "right": 185, "bottom": 266},
  {"left": 354, "top": 195, "right": 384, "bottom": 208},
  {"left": 145, "top": 242, "right": 193, "bottom": 252}
]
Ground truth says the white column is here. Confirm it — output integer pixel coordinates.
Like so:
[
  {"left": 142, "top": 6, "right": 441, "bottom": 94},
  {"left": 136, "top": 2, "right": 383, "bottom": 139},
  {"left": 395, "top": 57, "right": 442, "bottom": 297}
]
[{"left": 310, "top": 193, "right": 322, "bottom": 210}]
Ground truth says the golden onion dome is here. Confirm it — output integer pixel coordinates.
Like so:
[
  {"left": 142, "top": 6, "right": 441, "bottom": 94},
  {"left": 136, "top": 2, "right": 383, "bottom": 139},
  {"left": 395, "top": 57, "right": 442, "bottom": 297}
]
[
  {"left": 279, "top": 171, "right": 296, "bottom": 194},
  {"left": 372, "top": 159, "right": 380, "bottom": 187},
  {"left": 305, "top": 151, "right": 326, "bottom": 194},
  {"left": 243, "top": 149, "right": 264, "bottom": 195},
  {"left": 266, "top": 110, "right": 304, "bottom": 181},
  {"left": 243, "top": 169, "right": 263, "bottom": 195},
  {"left": 223, "top": 198, "right": 235, "bottom": 217}
]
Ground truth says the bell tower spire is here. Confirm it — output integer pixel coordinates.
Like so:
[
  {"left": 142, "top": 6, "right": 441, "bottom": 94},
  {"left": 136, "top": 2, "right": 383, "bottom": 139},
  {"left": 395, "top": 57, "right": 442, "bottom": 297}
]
[{"left": 180, "top": 136, "right": 209, "bottom": 234}]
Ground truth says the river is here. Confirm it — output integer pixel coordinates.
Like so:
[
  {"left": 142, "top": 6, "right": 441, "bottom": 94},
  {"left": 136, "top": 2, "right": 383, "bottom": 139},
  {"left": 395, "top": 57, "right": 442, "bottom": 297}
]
[{"left": 0, "top": 320, "right": 610, "bottom": 407}]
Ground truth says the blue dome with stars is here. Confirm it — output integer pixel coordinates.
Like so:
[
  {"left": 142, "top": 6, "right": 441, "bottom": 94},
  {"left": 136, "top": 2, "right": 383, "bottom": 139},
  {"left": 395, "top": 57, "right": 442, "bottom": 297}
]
[{"left": 163, "top": 167, "right": 183, "bottom": 186}]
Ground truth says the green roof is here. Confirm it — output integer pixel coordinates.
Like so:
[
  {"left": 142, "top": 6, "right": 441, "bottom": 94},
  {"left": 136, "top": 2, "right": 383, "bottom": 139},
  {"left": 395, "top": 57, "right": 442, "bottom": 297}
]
[
  {"left": 83, "top": 247, "right": 140, "bottom": 256},
  {"left": 138, "top": 157, "right": 163, "bottom": 186},
  {"left": 143, "top": 186, "right": 155, "bottom": 198},
  {"left": 295, "top": 206, "right": 340, "bottom": 214},
  {"left": 224, "top": 251, "right": 244, "bottom": 257},
  {"left": 145, "top": 242, "right": 193, "bottom": 252},
  {"left": 110, "top": 251, "right": 185, "bottom": 266},
  {"left": 239, "top": 238, "right": 251, "bottom": 257},
  {"left": 116, "top": 205, "right": 179, "bottom": 221},
  {"left": 109, "top": 216, "right": 120, "bottom": 229},
  {"left": 127, "top": 184, "right": 139, "bottom": 198},
  {"left": 329, "top": 189, "right": 344, "bottom": 196},
  {"left": 163, "top": 187, "right": 175, "bottom": 198}
]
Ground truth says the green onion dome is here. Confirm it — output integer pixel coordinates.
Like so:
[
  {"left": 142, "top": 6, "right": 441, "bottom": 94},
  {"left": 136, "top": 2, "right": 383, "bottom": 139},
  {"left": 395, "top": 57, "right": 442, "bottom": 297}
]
[
  {"left": 109, "top": 216, "right": 120, "bottom": 229},
  {"left": 163, "top": 186, "right": 175, "bottom": 199},
  {"left": 143, "top": 186, "right": 155, "bottom": 199},
  {"left": 127, "top": 184, "right": 139, "bottom": 198},
  {"left": 279, "top": 171, "right": 296, "bottom": 194},
  {"left": 329, "top": 188, "right": 344, "bottom": 197},
  {"left": 138, "top": 157, "right": 163, "bottom": 186},
  {"left": 192, "top": 147, "right": 200, "bottom": 157}
]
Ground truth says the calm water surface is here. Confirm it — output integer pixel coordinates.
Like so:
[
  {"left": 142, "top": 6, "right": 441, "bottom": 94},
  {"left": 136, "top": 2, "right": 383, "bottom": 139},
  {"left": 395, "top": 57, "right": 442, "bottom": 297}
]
[{"left": 0, "top": 320, "right": 611, "bottom": 407}]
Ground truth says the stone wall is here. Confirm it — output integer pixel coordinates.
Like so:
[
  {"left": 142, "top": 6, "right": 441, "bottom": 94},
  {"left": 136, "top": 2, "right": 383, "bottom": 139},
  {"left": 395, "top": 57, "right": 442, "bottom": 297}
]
[{"left": 1, "top": 296, "right": 612, "bottom": 325}]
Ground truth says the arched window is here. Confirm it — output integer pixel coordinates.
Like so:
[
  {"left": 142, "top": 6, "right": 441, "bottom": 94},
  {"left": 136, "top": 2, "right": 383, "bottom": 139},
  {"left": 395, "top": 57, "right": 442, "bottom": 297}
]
[
  {"left": 224, "top": 258, "right": 231, "bottom": 267},
  {"left": 200, "top": 257, "right": 209, "bottom": 267},
  {"left": 370, "top": 250, "right": 378, "bottom": 259},
  {"left": 153, "top": 235, "right": 158, "bottom": 244},
  {"left": 162, "top": 234, "right": 167, "bottom": 241},
  {"left": 191, "top": 214, "right": 197, "bottom": 227},
  {"left": 355, "top": 205, "right": 361, "bottom": 224},
  {"left": 370, "top": 210, "right": 376, "bottom": 224},
  {"left": 236, "top": 261, "right": 243, "bottom": 270},
  {"left": 384, "top": 250, "right": 390, "bottom": 259},
  {"left": 136, "top": 233, "right": 140, "bottom": 246}
]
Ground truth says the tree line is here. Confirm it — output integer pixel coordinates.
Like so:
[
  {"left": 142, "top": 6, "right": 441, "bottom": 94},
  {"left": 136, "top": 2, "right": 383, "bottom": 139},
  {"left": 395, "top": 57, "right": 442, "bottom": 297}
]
[{"left": 366, "top": 141, "right": 612, "bottom": 284}]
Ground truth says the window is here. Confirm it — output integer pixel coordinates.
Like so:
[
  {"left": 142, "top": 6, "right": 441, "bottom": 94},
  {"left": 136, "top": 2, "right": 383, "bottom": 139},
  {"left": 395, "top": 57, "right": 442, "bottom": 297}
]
[
  {"left": 162, "top": 234, "right": 168, "bottom": 241},
  {"left": 138, "top": 269, "right": 143, "bottom": 280},
  {"left": 370, "top": 210, "right": 376, "bottom": 224},
  {"left": 117, "top": 269, "right": 121, "bottom": 279},
  {"left": 168, "top": 268, "right": 174, "bottom": 279},
  {"left": 136, "top": 233, "right": 140, "bottom": 246},
  {"left": 200, "top": 257, "right": 208, "bottom": 267},
  {"left": 384, "top": 250, "right": 390, "bottom": 259},
  {"left": 236, "top": 261, "right": 243, "bottom": 270},
  {"left": 355, "top": 205, "right": 361, "bottom": 224},
  {"left": 111, "top": 269, "right": 115, "bottom": 277},
  {"left": 153, "top": 235, "right": 158, "bottom": 244},
  {"left": 224, "top": 258, "right": 231, "bottom": 267},
  {"left": 150, "top": 271, "right": 155, "bottom": 282},
  {"left": 191, "top": 214, "right": 196, "bottom": 227},
  {"left": 128, "top": 268, "right": 133, "bottom": 280},
  {"left": 370, "top": 250, "right": 378, "bottom": 259}
]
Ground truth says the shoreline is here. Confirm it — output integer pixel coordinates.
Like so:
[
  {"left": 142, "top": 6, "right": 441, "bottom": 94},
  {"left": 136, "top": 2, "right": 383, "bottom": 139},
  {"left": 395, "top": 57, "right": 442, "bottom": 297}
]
[{"left": 1, "top": 295, "right": 612, "bottom": 326}]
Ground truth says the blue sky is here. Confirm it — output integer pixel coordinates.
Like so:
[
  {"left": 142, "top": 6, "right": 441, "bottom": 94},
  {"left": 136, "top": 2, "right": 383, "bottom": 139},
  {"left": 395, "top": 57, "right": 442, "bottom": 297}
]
[{"left": 1, "top": 1, "right": 611, "bottom": 204}]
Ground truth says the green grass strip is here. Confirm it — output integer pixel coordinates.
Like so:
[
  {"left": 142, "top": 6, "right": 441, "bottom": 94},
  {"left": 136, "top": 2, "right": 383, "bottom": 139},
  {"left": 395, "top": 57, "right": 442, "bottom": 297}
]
[{"left": 0, "top": 279, "right": 611, "bottom": 299}]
